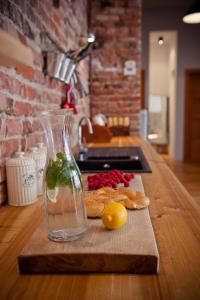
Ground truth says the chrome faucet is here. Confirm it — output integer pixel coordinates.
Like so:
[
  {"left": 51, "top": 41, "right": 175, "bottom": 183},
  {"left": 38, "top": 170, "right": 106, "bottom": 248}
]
[{"left": 78, "top": 116, "right": 93, "bottom": 153}]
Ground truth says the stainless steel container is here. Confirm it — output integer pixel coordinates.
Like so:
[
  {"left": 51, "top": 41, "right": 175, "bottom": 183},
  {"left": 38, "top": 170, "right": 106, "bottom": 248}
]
[{"left": 47, "top": 52, "right": 66, "bottom": 81}]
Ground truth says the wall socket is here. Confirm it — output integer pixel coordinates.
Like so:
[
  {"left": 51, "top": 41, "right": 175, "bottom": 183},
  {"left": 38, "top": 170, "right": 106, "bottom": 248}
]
[{"left": 124, "top": 60, "right": 136, "bottom": 76}]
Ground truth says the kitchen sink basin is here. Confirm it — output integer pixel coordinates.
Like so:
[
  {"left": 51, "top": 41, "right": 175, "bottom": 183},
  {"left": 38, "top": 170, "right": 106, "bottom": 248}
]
[{"left": 75, "top": 147, "right": 152, "bottom": 173}]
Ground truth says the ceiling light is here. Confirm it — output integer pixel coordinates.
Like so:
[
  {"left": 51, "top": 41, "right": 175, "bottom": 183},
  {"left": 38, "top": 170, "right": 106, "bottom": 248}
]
[
  {"left": 183, "top": 1, "right": 200, "bottom": 24},
  {"left": 158, "top": 37, "right": 164, "bottom": 45},
  {"left": 87, "top": 33, "right": 95, "bottom": 43}
]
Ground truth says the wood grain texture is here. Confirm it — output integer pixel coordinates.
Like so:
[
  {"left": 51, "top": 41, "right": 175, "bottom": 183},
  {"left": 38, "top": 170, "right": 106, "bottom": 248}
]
[
  {"left": 18, "top": 176, "right": 159, "bottom": 274},
  {"left": 0, "top": 137, "right": 200, "bottom": 300},
  {"left": 162, "top": 154, "right": 200, "bottom": 205},
  {"left": 0, "top": 28, "right": 33, "bottom": 66}
]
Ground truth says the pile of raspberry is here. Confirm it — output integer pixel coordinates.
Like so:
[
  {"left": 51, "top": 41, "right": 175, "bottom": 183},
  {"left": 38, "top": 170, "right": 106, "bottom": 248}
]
[{"left": 87, "top": 169, "right": 135, "bottom": 190}]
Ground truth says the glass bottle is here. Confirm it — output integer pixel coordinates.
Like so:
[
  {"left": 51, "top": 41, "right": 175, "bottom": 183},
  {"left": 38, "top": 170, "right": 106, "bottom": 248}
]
[{"left": 41, "top": 109, "right": 87, "bottom": 242}]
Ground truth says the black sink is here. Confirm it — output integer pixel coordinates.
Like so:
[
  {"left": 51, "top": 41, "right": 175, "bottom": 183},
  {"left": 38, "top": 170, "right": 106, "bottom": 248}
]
[{"left": 75, "top": 147, "right": 152, "bottom": 173}]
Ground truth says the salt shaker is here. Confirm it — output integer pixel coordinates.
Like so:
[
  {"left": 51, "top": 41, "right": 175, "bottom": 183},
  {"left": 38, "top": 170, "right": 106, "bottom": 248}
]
[
  {"left": 6, "top": 152, "right": 37, "bottom": 206},
  {"left": 26, "top": 147, "right": 46, "bottom": 195}
]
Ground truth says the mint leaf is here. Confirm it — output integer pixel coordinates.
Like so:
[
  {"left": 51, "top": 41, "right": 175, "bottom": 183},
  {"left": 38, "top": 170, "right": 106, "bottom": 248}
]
[
  {"left": 56, "top": 152, "right": 67, "bottom": 161},
  {"left": 46, "top": 152, "right": 81, "bottom": 190},
  {"left": 56, "top": 165, "right": 72, "bottom": 187},
  {"left": 46, "top": 162, "right": 59, "bottom": 189}
]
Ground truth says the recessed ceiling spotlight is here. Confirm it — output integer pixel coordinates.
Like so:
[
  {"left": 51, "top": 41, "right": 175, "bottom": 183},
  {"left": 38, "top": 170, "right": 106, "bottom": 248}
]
[
  {"left": 158, "top": 36, "right": 164, "bottom": 45},
  {"left": 183, "top": 1, "right": 200, "bottom": 24}
]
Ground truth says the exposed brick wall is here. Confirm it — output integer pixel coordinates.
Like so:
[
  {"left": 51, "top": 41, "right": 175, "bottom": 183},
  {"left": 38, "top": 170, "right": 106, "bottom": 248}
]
[
  {"left": 0, "top": 0, "right": 89, "bottom": 203},
  {"left": 89, "top": 0, "right": 141, "bottom": 135}
]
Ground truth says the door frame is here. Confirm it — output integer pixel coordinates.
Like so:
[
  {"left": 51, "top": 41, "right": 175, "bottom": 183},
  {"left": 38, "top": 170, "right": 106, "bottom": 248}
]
[
  {"left": 141, "top": 69, "right": 145, "bottom": 109},
  {"left": 184, "top": 69, "right": 200, "bottom": 161}
]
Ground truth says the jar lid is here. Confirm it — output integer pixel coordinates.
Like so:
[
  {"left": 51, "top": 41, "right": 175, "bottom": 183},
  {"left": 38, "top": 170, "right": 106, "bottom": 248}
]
[
  {"left": 37, "top": 142, "right": 44, "bottom": 148},
  {"left": 36, "top": 143, "right": 47, "bottom": 154},
  {"left": 29, "top": 147, "right": 38, "bottom": 153},
  {"left": 26, "top": 146, "right": 46, "bottom": 160},
  {"left": 6, "top": 151, "right": 35, "bottom": 167}
]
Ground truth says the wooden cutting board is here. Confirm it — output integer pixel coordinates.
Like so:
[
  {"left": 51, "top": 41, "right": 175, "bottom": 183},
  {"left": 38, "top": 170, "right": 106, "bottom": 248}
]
[{"left": 18, "top": 176, "right": 159, "bottom": 274}]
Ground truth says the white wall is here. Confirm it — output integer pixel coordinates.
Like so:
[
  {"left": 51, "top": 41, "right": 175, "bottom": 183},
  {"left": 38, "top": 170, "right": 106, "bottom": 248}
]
[
  {"left": 149, "top": 41, "right": 170, "bottom": 96},
  {"left": 168, "top": 41, "right": 177, "bottom": 157},
  {"left": 142, "top": 7, "right": 200, "bottom": 160}
]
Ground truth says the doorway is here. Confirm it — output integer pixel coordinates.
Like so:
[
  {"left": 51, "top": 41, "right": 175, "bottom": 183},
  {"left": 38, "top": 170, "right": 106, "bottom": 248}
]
[
  {"left": 147, "top": 31, "right": 177, "bottom": 157},
  {"left": 184, "top": 69, "right": 200, "bottom": 161}
]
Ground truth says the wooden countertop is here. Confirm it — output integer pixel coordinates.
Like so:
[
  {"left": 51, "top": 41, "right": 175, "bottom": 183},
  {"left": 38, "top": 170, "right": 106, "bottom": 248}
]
[{"left": 1, "top": 137, "right": 200, "bottom": 300}]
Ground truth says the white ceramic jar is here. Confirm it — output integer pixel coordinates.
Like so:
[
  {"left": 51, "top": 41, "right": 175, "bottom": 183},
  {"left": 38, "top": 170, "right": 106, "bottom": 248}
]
[
  {"left": 26, "top": 147, "right": 46, "bottom": 195},
  {"left": 6, "top": 152, "right": 37, "bottom": 206},
  {"left": 36, "top": 142, "right": 47, "bottom": 156}
]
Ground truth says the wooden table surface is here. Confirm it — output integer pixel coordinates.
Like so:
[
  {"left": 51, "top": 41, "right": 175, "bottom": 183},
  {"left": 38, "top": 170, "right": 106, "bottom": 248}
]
[{"left": 1, "top": 137, "right": 200, "bottom": 300}]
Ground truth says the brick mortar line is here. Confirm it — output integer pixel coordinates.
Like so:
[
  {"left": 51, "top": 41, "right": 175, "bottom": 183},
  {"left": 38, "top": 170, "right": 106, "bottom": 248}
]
[
  {"left": 34, "top": 6, "right": 73, "bottom": 53},
  {"left": 0, "top": 67, "right": 65, "bottom": 97},
  {"left": 0, "top": 90, "right": 61, "bottom": 110},
  {"left": 91, "top": 95, "right": 140, "bottom": 99},
  {"left": 1, "top": 2, "right": 86, "bottom": 60},
  {"left": 0, "top": 115, "right": 45, "bottom": 123},
  {"left": 91, "top": 80, "right": 139, "bottom": 84},
  {"left": 0, "top": 9, "right": 75, "bottom": 58},
  {"left": 8, "top": 0, "right": 42, "bottom": 53},
  {"left": 1, "top": 132, "right": 43, "bottom": 142},
  {"left": 20, "top": 3, "right": 70, "bottom": 53},
  {"left": 9, "top": 0, "right": 40, "bottom": 32}
]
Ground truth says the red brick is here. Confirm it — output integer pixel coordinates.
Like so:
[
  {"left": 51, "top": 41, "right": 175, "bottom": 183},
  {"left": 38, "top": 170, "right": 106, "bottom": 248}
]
[
  {"left": 2, "top": 139, "right": 21, "bottom": 157},
  {"left": 32, "top": 119, "right": 42, "bottom": 131},
  {"left": 23, "top": 119, "right": 33, "bottom": 134},
  {"left": 18, "top": 83, "right": 26, "bottom": 98},
  {"left": 0, "top": 73, "right": 12, "bottom": 90},
  {"left": 53, "top": 12, "right": 61, "bottom": 25},
  {"left": 0, "top": 95, "right": 13, "bottom": 113},
  {"left": 34, "top": 70, "right": 46, "bottom": 84},
  {"left": 13, "top": 101, "right": 33, "bottom": 116},
  {"left": 25, "top": 133, "right": 44, "bottom": 149},
  {"left": 5, "top": 119, "right": 23, "bottom": 137},
  {"left": 16, "top": 65, "right": 35, "bottom": 81},
  {"left": 32, "top": 50, "right": 43, "bottom": 67},
  {"left": 31, "top": 103, "right": 47, "bottom": 116},
  {"left": 26, "top": 86, "right": 37, "bottom": 100}
]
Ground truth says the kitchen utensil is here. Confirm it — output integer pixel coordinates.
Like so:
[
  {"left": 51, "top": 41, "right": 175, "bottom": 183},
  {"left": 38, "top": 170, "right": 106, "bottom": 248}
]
[
  {"left": 47, "top": 52, "right": 66, "bottom": 80},
  {"left": 59, "top": 56, "right": 72, "bottom": 82},
  {"left": 63, "top": 59, "right": 76, "bottom": 84}
]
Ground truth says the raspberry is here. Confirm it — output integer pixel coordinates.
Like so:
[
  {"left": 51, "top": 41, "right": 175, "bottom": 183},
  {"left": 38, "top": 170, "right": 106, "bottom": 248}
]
[
  {"left": 124, "top": 181, "right": 129, "bottom": 187},
  {"left": 87, "top": 170, "right": 135, "bottom": 190}
]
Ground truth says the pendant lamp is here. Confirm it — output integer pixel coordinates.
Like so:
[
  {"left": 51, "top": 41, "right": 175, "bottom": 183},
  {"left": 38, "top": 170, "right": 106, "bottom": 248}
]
[{"left": 183, "top": 1, "right": 200, "bottom": 24}]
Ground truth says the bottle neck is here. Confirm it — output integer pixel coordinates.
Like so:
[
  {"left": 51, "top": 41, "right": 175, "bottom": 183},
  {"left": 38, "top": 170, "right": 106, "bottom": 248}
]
[{"left": 42, "top": 112, "right": 73, "bottom": 161}]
